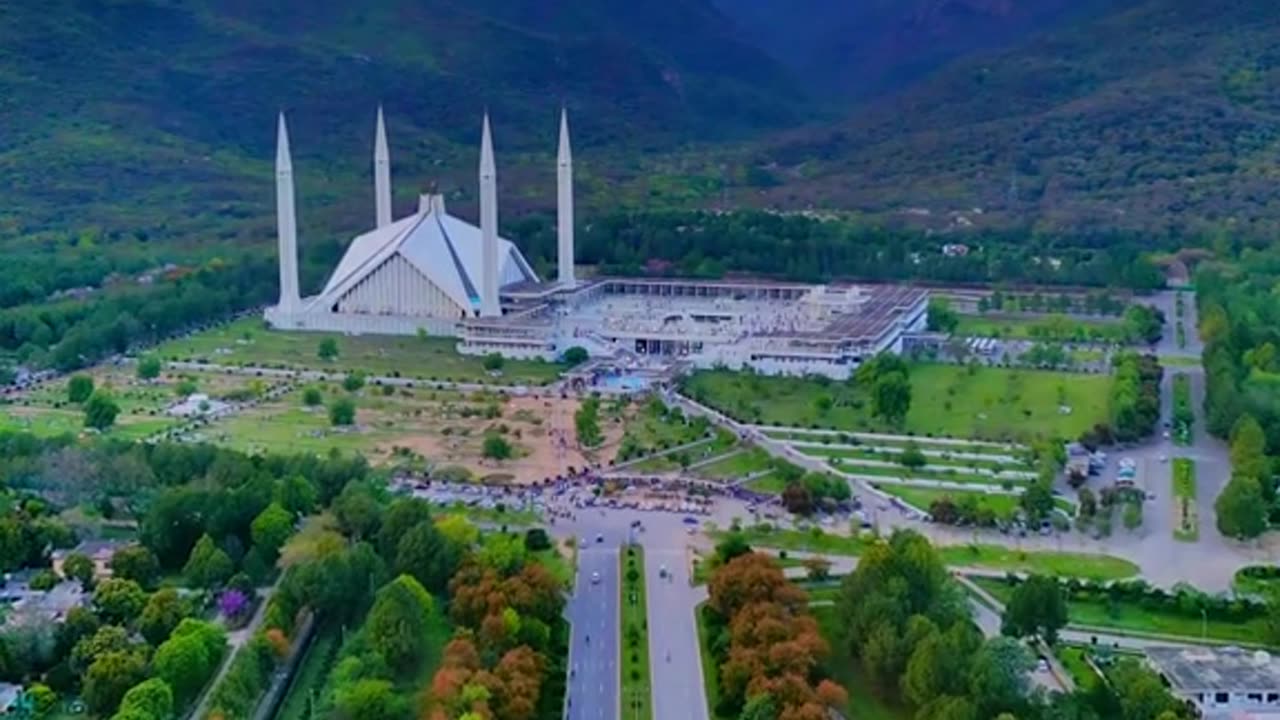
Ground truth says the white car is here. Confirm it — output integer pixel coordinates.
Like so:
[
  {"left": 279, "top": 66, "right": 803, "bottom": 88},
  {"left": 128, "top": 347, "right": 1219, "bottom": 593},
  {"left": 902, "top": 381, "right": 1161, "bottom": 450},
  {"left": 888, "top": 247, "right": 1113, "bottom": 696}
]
[{"left": 591, "top": 571, "right": 601, "bottom": 584}]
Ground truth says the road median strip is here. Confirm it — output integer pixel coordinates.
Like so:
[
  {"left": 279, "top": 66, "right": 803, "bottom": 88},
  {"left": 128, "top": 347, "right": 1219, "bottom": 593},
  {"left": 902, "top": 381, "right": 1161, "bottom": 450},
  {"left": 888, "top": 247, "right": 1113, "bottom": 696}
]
[
  {"left": 1172, "top": 457, "right": 1197, "bottom": 542},
  {"left": 620, "top": 544, "right": 652, "bottom": 720}
]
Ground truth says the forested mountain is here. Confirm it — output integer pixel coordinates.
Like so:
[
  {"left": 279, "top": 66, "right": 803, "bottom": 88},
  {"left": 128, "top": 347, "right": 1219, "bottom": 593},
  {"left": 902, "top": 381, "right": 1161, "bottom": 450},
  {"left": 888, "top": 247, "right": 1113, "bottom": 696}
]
[
  {"left": 713, "top": 0, "right": 1117, "bottom": 100},
  {"left": 734, "top": 0, "right": 1280, "bottom": 236},
  {"left": 0, "top": 0, "right": 802, "bottom": 247}
]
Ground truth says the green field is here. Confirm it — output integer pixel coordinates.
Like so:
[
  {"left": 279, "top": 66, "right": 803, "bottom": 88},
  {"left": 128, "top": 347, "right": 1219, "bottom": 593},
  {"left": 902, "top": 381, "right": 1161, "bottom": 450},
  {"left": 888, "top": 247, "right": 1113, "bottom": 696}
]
[
  {"left": 620, "top": 546, "right": 652, "bottom": 720},
  {"left": 762, "top": 430, "right": 1019, "bottom": 455},
  {"left": 1172, "top": 458, "right": 1197, "bottom": 542},
  {"left": 695, "top": 446, "right": 776, "bottom": 480},
  {"left": 152, "top": 316, "right": 565, "bottom": 384},
  {"left": 974, "top": 577, "right": 1266, "bottom": 643},
  {"left": 1055, "top": 646, "right": 1104, "bottom": 691},
  {"left": 686, "top": 364, "right": 1110, "bottom": 441},
  {"left": 1233, "top": 567, "right": 1280, "bottom": 597},
  {"left": 744, "top": 473, "right": 787, "bottom": 494},
  {"left": 1160, "top": 355, "right": 1201, "bottom": 367},
  {"left": 799, "top": 445, "right": 1018, "bottom": 473},
  {"left": 815, "top": 454, "right": 1025, "bottom": 488},
  {"left": 955, "top": 314, "right": 1127, "bottom": 342},
  {"left": 709, "top": 527, "right": 1136, "bottom": 580},
  {"left": 875, "top": 485, "right": 1022, "bottom": 518},
  {"left": 0, "top": 406, "right": 175, "bottom": 440}
]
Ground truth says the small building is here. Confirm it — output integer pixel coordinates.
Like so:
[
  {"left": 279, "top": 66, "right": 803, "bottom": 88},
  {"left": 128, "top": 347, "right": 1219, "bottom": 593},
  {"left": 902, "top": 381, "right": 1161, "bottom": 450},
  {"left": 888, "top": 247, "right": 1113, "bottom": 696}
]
[
  {"left": 1146, "top": 646, "right": 1280, "bottom": 718},
  {"left": 5, "top": 581, "right": 87, "bottom": 627},
  {"left": 51, "top": 539, "right": 134, "bottom": 581},
  {"left": 0, "top": 683, "right": 21, "bottom": 714}
]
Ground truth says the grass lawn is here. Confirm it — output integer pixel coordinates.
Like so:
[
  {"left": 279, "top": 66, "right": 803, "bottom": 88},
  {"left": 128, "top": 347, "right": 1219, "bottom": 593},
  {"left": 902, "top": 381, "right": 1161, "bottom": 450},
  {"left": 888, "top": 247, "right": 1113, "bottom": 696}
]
[
  {"left": 973, "top": 577, "right": 1265, "bottom": 643},
  {"left": 1171, "top": 458, "right": 1198, "bottom": 542},
  {"left": 621, "top": 546, "right": 652, "bottom": 720},
  {"left": 940, "top": 545, "right": 1136, "bottom": 581},
  {"left": 744, "top": 473, "right": 787, "bottom": 494},
  {"left": 1234, "top": 567, "right": 1280, "bottom": 597},
  {"left": 276, "top": 620, "right": 343, "bottom": 720},
  {"left": 954, "top": 314, "right": 1127, "bottom": 342},
  {"left": 810, "top": 605, "right": 910, "bottom": 720},
  {"left": 685, "top": 364, "right": 1110, "bottom": 442},
  {"left": 696, "top": 446, "right": 776, "bottom": 480},
  {"left": 153, "top": 316, "right": 565, "bottom": 385},
  {"left": 805, "top": 445, "right": 1018, "bottom": 473},
  {"left": 875, "top": 485, "right": 1022, "bottom": 518},
  {"left": 1055, "top": 646, "right": 1103, "bottom": 691},
  {"left": 0, "top": 405, "right": 177, "bottom": 440},
  {"left": 1160, "top": 355, "right": 1201, "bottom": 368},
  {"left": 820, "top": 455, "right": 1024, "bottom": 488},
  {"left": 435, "top": 504, "right": 540, "bottom": 527},
  {"left": 711, "top": 527, "right": 871, "bottom": 557},
  {"left": 768, "top": 430, "right": 1019, "bottom": 455}
]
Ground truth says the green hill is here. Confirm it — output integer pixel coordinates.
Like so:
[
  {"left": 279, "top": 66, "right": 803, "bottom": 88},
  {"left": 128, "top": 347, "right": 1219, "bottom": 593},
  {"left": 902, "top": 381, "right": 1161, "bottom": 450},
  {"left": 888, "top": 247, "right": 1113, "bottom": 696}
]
[
  {"left": 737, "top": 0, "right": 1280, "bottom": 236},
  {"left": 0, "top": 0, "right": 803, "bottom": 249}
]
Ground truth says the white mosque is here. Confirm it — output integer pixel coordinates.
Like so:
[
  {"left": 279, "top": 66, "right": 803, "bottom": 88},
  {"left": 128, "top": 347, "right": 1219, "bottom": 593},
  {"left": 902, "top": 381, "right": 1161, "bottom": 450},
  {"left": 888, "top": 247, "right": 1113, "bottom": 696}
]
[
  {"left": 264, "top": 107, "right": 576, "bottom": 337},
  {"left": 264, "top": 107, "right": 927, "bottom": 378}
]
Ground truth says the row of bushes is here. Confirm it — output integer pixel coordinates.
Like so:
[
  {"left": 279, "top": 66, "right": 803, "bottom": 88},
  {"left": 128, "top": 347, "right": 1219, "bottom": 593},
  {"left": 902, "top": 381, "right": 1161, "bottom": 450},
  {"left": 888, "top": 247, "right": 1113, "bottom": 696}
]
[{"left": 991, "top": 574, "right": 1268, "bottom": 623}]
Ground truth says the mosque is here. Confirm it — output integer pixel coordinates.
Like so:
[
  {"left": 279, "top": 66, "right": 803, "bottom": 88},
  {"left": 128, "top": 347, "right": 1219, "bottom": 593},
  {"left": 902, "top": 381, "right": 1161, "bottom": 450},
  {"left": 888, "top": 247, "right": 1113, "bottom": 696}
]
[{"left": 263, "top": 108, "right": 928, "bottom": 379}]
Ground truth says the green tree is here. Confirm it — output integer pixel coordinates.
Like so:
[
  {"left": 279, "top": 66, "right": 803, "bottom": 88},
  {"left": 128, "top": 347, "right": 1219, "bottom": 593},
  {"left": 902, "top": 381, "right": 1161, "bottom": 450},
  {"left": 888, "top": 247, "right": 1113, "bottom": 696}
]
[
  {"left": 1215, "top": 476, "right": 1268, "bottom": 539},
  {"left": 68, "top": 374, "right": 95, "bottom": 403},
  {"left": 26, "top": 683, "right": 57, "bottom": 719},
  {"left": 71, "top": 625, "right": 131, "bottom": 674},
  {"left": 899, "top": 442, "right": 927, "bottom": 470},
  {"left": 477, "top": 533, "right": 526, "bottom": 575},
  {"left": 136, "top": 356, "right": 162, "bottom": 381},
  {"left": 334, "top": 678, "right": 406, "bottom": 720},
  {"left": 1019, "top": 484, "right": 1055, "bottom": 524},
  {"left": 83, "top": 651, "right": 146, "bottom": 716},
  {"left": 329, "top": 397, "right": 357, "bottom": 426},
  {"left": 318, "top": 338, "right": 339, "bottom": 361},
  {"left": 153, "top": 635, "right": 214, "bottom": 704},
  {"left": 562, "top": 346, "right": 589, "bottom": 366},
  {"left": 84, "top": 390, "right": 121, "bottom": 430},
  {"left": 482, "top": 353, "right": 505, "bottom": 372},
  {"left": 871, "top": 371, "right": 912, "bottom": 425},
  {"left": 93, "top": 578, "right": 147, "bottom": 625},
  {"left": 116, "top": 678, "right": 173, "bottom": 720},
  {"left": 275, "top": 475, "right": 318, "bottom": 516},
  {"left": 739, "top": 694, "right": 778, "bottom": 720},
  {"left": 342, "top": 372, "right": 366, "bottom": 392},
  {"left": 1109, "top": 659, "right": 1182, "bottom": 720},
  {"left": 394, "top": 522, "right": 461, "bottom": 595},
  {"left": 574, "top": 397, "right": 603, "bottom": 447},
  {"left": 302, "top": 386, "right": 323, "bottom": 407},
  {"left": 1000, "top": 575, "right": 1068, "bottom": 645},
  {"left": 967, "top": 637, "right": 1033, "bottom": 717},
  {"left": 914, "top": 696, "right": 977, "bottom": 720},
  {"left": 1230, "top": 414, "right": 1270, "bottom": 498},
  {"left": 183, "top": 534, "right": 234, "bottom": 589},
  {"left": 62, "top": 552, "right": 96, "bottom": 588},
  {"left": 333, "top": 484, "right": 383, "bottom": 540},
  {"left": 138, "top": 588, "right": 189, "bottom": 646},
  {"left": 927, "top": 298, "right": 959, "bottom": 333},
  {"left": 251, "top": 502, "right": 294, "bottom": 561},
  {"left": 366, "top": 575, "right": 435, "bottom": 670},
  {"left": 482, "top": 434, "right": 514, "bottom": 460},
  {"left": 109, "top": 546, "right": 160, "bottom": 588}
]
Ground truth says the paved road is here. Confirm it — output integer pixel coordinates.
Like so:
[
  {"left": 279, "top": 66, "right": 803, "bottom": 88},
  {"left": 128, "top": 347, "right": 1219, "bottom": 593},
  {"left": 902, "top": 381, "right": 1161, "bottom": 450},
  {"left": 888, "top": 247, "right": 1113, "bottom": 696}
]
[
  {"left": 645, "top": 542, "right": 710, "bottom": 720},
  {"left": 566, "top": 544, "right": 620, "bottom": 720}
]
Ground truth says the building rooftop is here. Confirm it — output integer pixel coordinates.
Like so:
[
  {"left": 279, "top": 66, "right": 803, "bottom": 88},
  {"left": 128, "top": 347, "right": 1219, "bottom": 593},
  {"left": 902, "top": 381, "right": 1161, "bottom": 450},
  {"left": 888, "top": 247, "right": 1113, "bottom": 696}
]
[{"left": 1147, "top": 646, "right": 1280, "bottom": 692}]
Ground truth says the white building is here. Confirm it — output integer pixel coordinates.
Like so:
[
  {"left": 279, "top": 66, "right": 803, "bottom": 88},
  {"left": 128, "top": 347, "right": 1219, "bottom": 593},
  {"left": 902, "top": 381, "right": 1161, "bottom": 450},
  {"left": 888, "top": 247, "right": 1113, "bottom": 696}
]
[
  {"left": 1146, "top": 646, "right": 1280, "bottom": 719},
  {"left": 263, "top": 107, "right": 927, "bottom": 379}
]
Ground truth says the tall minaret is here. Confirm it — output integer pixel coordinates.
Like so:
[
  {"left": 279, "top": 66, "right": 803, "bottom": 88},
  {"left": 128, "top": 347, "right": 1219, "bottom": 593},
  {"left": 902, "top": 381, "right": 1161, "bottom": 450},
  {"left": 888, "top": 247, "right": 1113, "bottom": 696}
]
[
  {"left": 479, "top": 113, "right": 501, "bottom": 317},
  {"left": 556, "top": 108, "right": 576, "bottom": 287},
  {"left": 275, "top": 113, "right": 301, "bottom": 312},
  {"left": 374, "top": 105, "right": 392, "bottom": 228}
]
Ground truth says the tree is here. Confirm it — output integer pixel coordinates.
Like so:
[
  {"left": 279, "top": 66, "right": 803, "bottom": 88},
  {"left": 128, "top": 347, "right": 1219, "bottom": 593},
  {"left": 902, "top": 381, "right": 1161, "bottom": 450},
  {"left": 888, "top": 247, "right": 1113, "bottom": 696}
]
[
  {"left": 153, "top": 634, "right": 217, "bottom": 705},
  {"left": 871, "top": 371, "right": 912, "bottom": 425},
  {"left": 914, "top": 695, "right": 977, "bottom": 720},
  {"left": 251, "top": 502, "right": 293, "bottom": 561},
  {"left": 109, "top": 546, "right": 160, "bottom": 588},
  {"left": 136, "top": 356, "right": 162, "bottom": 381},
  {"left": 83, "top": 651, "right": 146, "bottom": 716},
  {"left": 803, "top": 557, "right": 832, "bottom": 582},
  {"left": 1019, "top": 484, "right": 1055, "bottom": 524},
  {"left": 116, "top": 678, "right": 173, "bottom": 720},
  {"left": 1215, "top": 476, "right": 1268, "bottom": 539},
  {"left": 482, "top": 434, "right": 514, "bottom": 461},
  {"left": 329, "top": 397, "right": 357, "bottom": 426},
  {"left": 335, "top": 678, "right": 405, "bottom": 720},
  {"left": 367, "top": 574, "right": 435, "bottom": 670},
  {"left": 523, "top": 528, "right": 552, "bottom": 552},
  {"left": 562, "top": 346, "right": 589, "bottom": 366},
  {"left": 26, "top": 683, "right": 57, "bottom": 719},
  {"left": 436, "top": 515, "right": 480, "bottom": 548},
  {"left": 302, "top": 386, "right": 323, "bottom": 407},
  {"left": 1001, "top": 575, "right": 1068, "bottom": 645},
  {"left": 575, "top": 397, "right": 603, "bottom": 448},
  {"left": 318, "top": 338, "right": 339, "bottom": 361},
  {"left": 967, "top": 637, "right": 1033, "bottom": 717},
  {"left": 68, "top": 374, "right": 95, "bottom": 403},
  {"left": 395, "top": 522, "right": 461, "bottom": 595},
  {"left": 899, "top": 442, "right": 927, "bottom": 470},
  {"left": 927, "top": 298, "right": 959, "bottom": 333},
  {"left": 84, "top": 390, "right": 121, "bottom": 430},
  {"left": 342, "top": 372, "right": 365, "bottom": 392},
  {"left": 183, "top": 534, "right": 234, "bottom": 589},
  {"left": 62, "top": 552, "right": 95, "bottom": 589},
  {"left": 333, "top": 484, "right": 383, "bottom": 540},
  {"left": 1230, "top": 414, "right": 1269, "bottom": 491},
  {"left": 482, "top": 353, "right": 505, "bottom": 372},
  {"left": 275, "top": 475, "right": 317, "bottom": 516},
  {"left": 139, "top": 588, "right": 189, "bottom": 646},
  {"left": 93, "top": 578, "right": 146, "bottom": 625},
  {"left": 740, "top": 694, "right": 778, "bottom": 720},
  {"left": 1109, "top": 659, "right": 1182, "bottom": 720}
]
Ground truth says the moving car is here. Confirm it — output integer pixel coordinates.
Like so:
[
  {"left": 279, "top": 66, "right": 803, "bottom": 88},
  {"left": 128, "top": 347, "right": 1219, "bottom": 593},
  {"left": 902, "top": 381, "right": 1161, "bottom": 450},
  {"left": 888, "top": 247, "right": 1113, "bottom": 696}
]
[{"left": 591, "top": 571, "right": 600, "bottom": 584}]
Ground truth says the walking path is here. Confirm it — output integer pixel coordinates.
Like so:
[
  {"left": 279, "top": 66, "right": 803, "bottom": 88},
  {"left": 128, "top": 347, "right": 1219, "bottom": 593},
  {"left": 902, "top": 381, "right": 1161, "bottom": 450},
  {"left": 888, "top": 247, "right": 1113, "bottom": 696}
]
[{"left": 189, "top": 581, "right": 279, "bottom": 720}]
